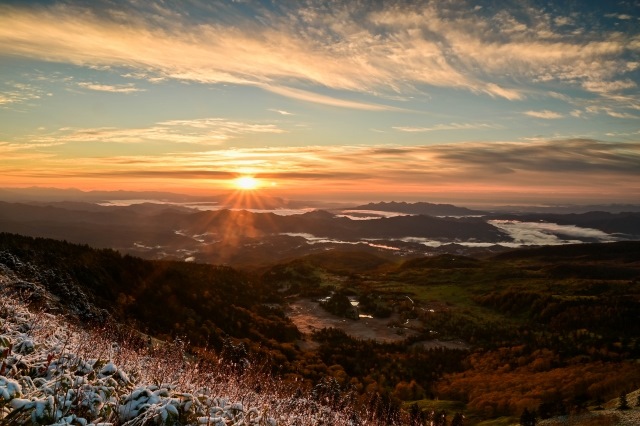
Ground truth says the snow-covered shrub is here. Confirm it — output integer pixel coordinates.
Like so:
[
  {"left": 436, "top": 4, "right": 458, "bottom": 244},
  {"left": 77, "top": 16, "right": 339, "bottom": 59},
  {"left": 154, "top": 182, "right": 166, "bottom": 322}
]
[
  {"left": 0, "top": 269, "right": 392, "bottom": 425},
  {"left": 0, "top": 376, "right": 22, "bottom": 401}
]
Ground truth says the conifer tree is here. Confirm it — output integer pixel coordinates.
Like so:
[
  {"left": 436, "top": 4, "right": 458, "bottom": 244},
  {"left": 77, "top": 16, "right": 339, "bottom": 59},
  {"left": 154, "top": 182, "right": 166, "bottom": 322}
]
[
  {"left": 433, "top": 410, "right": 447, "bottom": 426},
  {"left": 451, "top": 412, "right": 464, "bottom": 426},
  {"left": 618, "top": 392, "right": 630, "bottom": 410},
  {"left": 409, "top": 403, "right": 422, "bottom": 426},
  {"left": 520, "top": 408, "right": 536, "bottom": 426}
]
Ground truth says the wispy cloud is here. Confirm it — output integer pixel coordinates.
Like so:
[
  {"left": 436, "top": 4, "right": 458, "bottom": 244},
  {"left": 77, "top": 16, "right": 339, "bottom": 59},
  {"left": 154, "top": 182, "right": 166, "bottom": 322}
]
[
  {"left": 482, "top": 83, "right": 523, "bottom": 101},
  {"left": 6, "top": 139, "right": 637, "bottom": 202},
  {"left": 579, "top": 81, "right": 639, "bottom": 120},
  {"left": 77, "top": 82, "right": 144, "bottom": 93},
  {"left": 120, "top": 72, "right": 166, "bottom": 83},
  {"left": 604, "top": 13, "right": 633, "bottom": 20},
  {"left": 605, "top": 130, "right": 640, "bottom": 137},
  {"left": 1, "top": 1, "right": 635, "bottom": 109},
  {"left": 268, "top": 109, "right": 293, "bottom": 116},
  {"left": 262, "top": 85, "right": 399, "bottom": 111},
  {"left": 32, "top": 118, "right": 286, "bottom": 145},
  {"left": 0, "top": 141, "right": 65, "bottom": 153},
  {"left": 605, "top": 111, "right": 638, "bottom": 119},
  {"left": 524, "top": 110, "right": 564, "bottom": 119},
  {"left": 426, "top": 139, "right": 640, "bottom": 175},
  {"left": 0, "top": 82, "right": 46, "bottom": 108},
  {"left": 585, "top": 105, "right": 639, "bottom": 119},
  {"left": 393, "top": 123, "right": 498, "bottom": 132}
]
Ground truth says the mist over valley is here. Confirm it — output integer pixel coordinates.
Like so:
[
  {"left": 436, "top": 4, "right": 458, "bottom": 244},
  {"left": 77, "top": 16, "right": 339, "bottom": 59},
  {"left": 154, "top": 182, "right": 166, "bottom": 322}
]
[{"left": 1, "top": 189, "right": 637, "bottom": 267}]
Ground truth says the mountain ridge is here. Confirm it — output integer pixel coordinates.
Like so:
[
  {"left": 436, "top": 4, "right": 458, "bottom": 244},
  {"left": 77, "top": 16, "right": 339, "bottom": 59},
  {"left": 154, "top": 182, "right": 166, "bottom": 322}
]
[{"left": 350, "top": 201, "right": 486, "bottom": 216}]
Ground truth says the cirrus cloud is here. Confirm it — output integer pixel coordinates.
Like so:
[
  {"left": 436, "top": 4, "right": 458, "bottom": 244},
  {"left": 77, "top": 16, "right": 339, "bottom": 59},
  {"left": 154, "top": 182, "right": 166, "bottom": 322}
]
[
  {"left": 393, "top": 123, "right": 499, "bottom": 132},
  {"left": 524, "top": 110, "right": 564, "bottom": 119},
  {"left": 1, "top": 0, "right": 636, "bottom": 109},
  {"left": 31, "top": 118, "right": 286, "bottom": 146},
  {"left": 77, "top": 82, "right": 144, "bottom": 93}
]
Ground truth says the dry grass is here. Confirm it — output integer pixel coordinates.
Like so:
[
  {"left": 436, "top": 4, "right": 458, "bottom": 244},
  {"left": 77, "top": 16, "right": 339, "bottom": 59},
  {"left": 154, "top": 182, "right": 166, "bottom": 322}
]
[{"left": 0, "top": 282, "right": 400, "bottom": 425}]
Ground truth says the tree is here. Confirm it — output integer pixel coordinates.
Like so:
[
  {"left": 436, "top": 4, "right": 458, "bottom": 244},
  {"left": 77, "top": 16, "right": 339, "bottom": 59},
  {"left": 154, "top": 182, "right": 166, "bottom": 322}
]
[
  {"left": 451, "top": 412, "right": 464, "bottom": 426},
  {"left": 520, "top": 408, "right": 536, "bottom": 426},
  {"left": 312, "top": 376, "right": 342, "bottom": 408},
  {"left": 433, "top": 410, "right": 447, "bottom": 426},
  {"left": 221, "top": 339, "right": 249, "bottom": 375},
  {"left": 618, "top": 392, "right": 630, "bottom": 410},
  {"left": 321, "top": 291, "right": 358, "bottom": 319},
  {"left": 409, "top": 403, "right": 424, "bottom": 426}
]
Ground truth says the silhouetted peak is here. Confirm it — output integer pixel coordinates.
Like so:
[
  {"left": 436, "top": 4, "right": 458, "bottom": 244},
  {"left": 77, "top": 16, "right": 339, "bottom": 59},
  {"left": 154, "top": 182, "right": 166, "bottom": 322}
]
[{"left": 302, "top": 209, "right": 334, "bottom": 219}]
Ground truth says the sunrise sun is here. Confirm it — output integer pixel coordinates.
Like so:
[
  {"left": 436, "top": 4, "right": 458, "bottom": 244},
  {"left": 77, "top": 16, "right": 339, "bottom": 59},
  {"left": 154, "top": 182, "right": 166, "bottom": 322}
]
[{"left": 234, "top": 176, "right": 260, "bottom": 190}]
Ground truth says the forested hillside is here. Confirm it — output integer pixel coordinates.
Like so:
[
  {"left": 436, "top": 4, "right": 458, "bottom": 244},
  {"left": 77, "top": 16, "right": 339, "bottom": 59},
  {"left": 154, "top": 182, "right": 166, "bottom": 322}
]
[
  {"left": 0, "top": 232, "right": 300, "bottom": 349},
  {"left": 1, "top": 232, "right": 640, "bottom": 424}
]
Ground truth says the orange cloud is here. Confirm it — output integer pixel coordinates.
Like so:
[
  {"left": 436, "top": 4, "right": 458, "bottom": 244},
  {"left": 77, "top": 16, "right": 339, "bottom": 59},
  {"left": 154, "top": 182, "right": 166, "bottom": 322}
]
[
  {"left": 0, "top": 1, "right": 596, "bottom": 106},
  {"left": 77, "top": 82, "right": 144, "bottom": 93},
  {"left": 2, "top": 1, "right": 637, "bottom": 113},
  {"left": 2, "top": 139, "right": 638, "bottom": 203}
]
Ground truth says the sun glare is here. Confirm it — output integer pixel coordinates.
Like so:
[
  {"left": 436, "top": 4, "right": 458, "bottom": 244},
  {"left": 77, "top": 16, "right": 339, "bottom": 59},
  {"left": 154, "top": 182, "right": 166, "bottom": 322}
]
[{"left": 234, "top": 176, "right": 260, "bottom": 190}]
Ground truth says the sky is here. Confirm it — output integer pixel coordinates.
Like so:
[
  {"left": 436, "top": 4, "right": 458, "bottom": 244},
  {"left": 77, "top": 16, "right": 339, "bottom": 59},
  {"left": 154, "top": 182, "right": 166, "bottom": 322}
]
[{"left": 0, "top": 0, "right": 639, "bottom": 205}]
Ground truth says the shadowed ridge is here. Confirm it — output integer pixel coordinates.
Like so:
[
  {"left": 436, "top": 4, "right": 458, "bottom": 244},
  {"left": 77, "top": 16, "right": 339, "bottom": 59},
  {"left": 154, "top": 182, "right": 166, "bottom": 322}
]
[
  {"left": 299, "top": 250, "right": 396, "bottom": 274},
  {"left": 399, "top": 254, "right": 481, "bottom": 270},
  {"left": 492, "top": 240, "right": 640, "bottom": 262}
]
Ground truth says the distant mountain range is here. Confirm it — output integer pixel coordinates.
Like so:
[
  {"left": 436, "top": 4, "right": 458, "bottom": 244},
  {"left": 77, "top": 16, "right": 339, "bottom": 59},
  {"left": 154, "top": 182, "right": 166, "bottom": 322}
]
[
  {"left": 3, "top": 187, "right": 640, "bottom": 214},
  {"left": 487, "top": 203, "right": 640, "bottom": 214},
  {"left": 0, "top": 198, "right": 639, "bottom": 266},
  {"left": 350, "top": 201, "right": 486, "bottom": 216},
  {"left": 0, "top": 200, "right": 506, "bottom": 249},
  {"left": 179, "top": 208, "right": 504, "bottom": 240},
  {"left": 1, "top": 188, "right": 639, "bottom": 266},
  {"left": 0, "top": 187, "right": 309, "bottom": 210}
]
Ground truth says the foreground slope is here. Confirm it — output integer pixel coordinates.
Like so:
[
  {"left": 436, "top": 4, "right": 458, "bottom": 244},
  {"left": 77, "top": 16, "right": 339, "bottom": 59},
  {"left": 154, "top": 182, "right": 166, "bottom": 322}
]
[{"left": 0, "top": 272, "right": 387, "bottom": 425}]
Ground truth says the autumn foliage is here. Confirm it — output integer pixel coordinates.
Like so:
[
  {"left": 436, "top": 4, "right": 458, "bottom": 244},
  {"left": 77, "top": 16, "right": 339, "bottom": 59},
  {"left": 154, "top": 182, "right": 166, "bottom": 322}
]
[{"left": 437, "top": 345, "right": 640, "bottom": 418}]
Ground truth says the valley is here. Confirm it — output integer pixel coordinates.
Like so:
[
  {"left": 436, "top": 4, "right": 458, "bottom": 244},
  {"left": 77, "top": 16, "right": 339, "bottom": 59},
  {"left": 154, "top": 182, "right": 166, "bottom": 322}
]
[
  {"left": 0, "top": 196, "right": 638, "bottom": 268},
  {"left": 288, "top": 298, "right": 421, "bottom": 343},
  {"left": 1, "top": 230, "right": 639, "bottom": 424}
]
